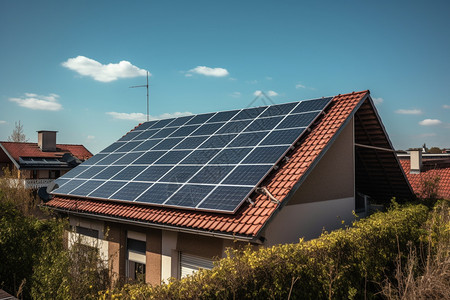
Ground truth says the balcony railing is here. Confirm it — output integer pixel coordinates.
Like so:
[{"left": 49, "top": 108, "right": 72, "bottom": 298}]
[{"left": 9, "top": 179, "right": 54, "bottom": 189}]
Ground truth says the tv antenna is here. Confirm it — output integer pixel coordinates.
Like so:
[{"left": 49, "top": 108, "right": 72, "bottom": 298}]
[{"left": 129, "top": 71, "right": 150, "bottom": 122}]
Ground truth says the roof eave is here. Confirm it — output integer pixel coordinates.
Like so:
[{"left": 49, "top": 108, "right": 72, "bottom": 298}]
[{"left": 0, "top": 143, "right": 20, "bottom": 169}]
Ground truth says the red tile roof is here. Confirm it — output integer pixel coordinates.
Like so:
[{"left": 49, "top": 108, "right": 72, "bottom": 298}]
[
  {"left": 400, "top": 159, "right": 450, "bottom": 200},
  {"left": 45, "top": 91, "right": 370, "bottom": 239},
  {"left": 0, "top": 142, "right": 93, "bottom": 162}
]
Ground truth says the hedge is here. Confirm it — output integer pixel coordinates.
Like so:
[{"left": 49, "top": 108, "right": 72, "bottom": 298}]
[{"left": 100, "top": 202, "right": 431, "bottom": 300}]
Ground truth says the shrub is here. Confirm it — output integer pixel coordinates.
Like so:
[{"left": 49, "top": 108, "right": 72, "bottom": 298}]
[{"left": 101, "top": 202, "right": 430, "bottom": 299}]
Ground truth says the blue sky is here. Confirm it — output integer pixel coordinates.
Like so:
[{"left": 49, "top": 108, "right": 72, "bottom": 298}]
[{"left": 1, "top": 0, "right": 449, "bottom": 154}]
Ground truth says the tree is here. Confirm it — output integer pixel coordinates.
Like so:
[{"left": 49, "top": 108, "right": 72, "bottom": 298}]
[
  {"left": 7, "top": 121, "right": 27, "bottom": 142},
  {"left": 429, "top": 147, "right": 442, "bottom": 154}
]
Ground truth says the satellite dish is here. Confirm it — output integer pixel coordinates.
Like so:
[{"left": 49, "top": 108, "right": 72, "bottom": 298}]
[
  {"left": 46, "top": 181, "right": 59, "bottom": 193},
  {"left": 38, "top": 186, "right": 52, "bottom": 202}
]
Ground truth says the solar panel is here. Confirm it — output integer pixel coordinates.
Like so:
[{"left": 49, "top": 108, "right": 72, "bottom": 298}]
[{"left": 52, "top": 96, "right": 333, "bottom": 213}]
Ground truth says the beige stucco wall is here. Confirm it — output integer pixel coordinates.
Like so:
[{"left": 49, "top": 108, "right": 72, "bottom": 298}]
[{"left": 263, "top": 118, "right": 355, "bottom": 245}]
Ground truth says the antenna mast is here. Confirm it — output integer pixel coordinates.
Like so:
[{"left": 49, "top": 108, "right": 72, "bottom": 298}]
[{"left": 129, "top": 71, "right": 150, "bottom": 122}]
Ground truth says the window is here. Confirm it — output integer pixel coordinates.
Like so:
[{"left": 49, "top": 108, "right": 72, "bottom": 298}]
[
  {"left": 126, "top": 237, "right": 146, "bottom": 283},
  {"left": 75, "top": 226, "right": 99, "bottom": 239},
  {"left": 49, "top": 170, "right": 61, "bottom": 179},
  {"left": 31, "top": 170, "right": 38, "bottom": 179},
  {"left": 179, "top": 253, "right": 214, "bottom": 278}
]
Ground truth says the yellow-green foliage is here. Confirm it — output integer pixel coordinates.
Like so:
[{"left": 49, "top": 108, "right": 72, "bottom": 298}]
[{"left": 101, "top": 203, "right": 433, "bottom": 300}]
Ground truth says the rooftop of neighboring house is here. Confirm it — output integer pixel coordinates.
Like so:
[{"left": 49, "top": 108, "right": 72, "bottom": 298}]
[
  {"left": 0, "top": 131, "right": 93, "bottom": 169},
  {"left": 44, "top": 91, "right": 414, "bottom": 241}
]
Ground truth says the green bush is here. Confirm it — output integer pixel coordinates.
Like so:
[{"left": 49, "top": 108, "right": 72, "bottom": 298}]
[{"left": 101, "top": 202, "right": 431, "bottom": 299}]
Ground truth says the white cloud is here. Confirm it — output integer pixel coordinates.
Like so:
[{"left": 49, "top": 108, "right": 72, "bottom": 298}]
[
  {"left": 187, "top": 66, "right": 229, "bottom": 77},
  {"left": 443, "top": 104, "right": 450, "bottom": 109},
  {"left": 87, "top": 135, "right": 95, "bottom": 140},
  {"left": 231, "top": 92, "right": 241, "bottom": 98},
  {"left": 372, "top": 97, "right": 384, "bottom": 105},
  {"left": 395, "top": 109, "right": 422, "bottom": 115},
  {"left": 62, "top": 56, "right": 148, "bottom": 82},
  {"left": 246, "top": 80, "right": 258, "bottom": 84},
  {"left": 106, "top": 111, "right": 193, "bottom": 122},
  {"left": 416, "top": 133, "right": 437, "bottom": 138},
  {"left": 9, "top": 93, "right": 62, "bottom": 111},
  {"left": 295, "top": 83, "right": 306, "bottom": 89},
  {"left": 0, "top": 120, "right": 6, "bottom": 124},
  {"left": 253, "top": 90, "right": 278, "bottom": 97},
  {"left": 266, "top": 76, "right": 272, "bottom": 80},
  {"left": 419, "top": 119, "right": 442, "bottom": 126}
]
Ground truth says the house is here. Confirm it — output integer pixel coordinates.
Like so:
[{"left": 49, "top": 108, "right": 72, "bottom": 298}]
[
  {"left": 44, "top": 90, "right": 414, "bottom": 285},
  {"left": 0, "top": 131, "right": 92, "bottom": 189},
  {"left": 398, "top": 150, "right": 450, "bottom": 199}
]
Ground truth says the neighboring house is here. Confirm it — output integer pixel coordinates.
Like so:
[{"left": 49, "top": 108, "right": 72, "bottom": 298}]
[
  {"left": 44, "top": 90, "right": 413, "bottom": 285},
  {"left": 398, "top": 150, "right": 450, "bottom": 199},
  {"left": 0, "top": 131, "right": 92, "bottom": 189}
]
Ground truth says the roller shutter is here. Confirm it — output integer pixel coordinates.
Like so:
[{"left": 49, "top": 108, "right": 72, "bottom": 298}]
[{"left": 180, "top": 253, "right": 214, "bottom": 278}]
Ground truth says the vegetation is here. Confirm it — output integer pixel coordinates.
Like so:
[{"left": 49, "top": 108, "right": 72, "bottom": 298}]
[
  {"left": 0, "top": 168, "right": 109, "bottom": 299},
  {"left": 7, "top": 120, "right": 28, "bottom": 142}
]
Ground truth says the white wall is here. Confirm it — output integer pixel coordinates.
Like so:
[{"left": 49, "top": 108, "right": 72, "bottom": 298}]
[
  {"left": 68, "top": 216, "right": 109, "bottom": 261},
  {"left": 161, "top": 230, "right": 178, "bottom": 282},
  {"left": 264, "top": 197, "right": 355, "bottom": 245}
]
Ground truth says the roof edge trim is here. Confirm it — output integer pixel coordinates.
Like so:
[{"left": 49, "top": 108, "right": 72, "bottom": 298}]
[{"left": 0, "top": 144, "right": 20, "bottom": 169}]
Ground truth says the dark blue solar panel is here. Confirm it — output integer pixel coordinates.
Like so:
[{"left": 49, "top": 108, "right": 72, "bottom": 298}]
[
  {"left": 260, "top": 128, "right": 305, "bottom": 146},
  {"left": 54, "top": 178, "right": 69, "bottom": 188},
  {"left": 155, "top": 150, "right": 191, "bottom": 164},
  {"left": 223, "top": 165, "right": 272, "bottom": 186},
  {"left": 209, "top": 148, "right": 252, "bottom": 164},
  {"left": 207, "top": 110, "right": 239, "bottom": 123},
  {"left": 199, "top": 134, "right": 236, "bottom": 149},
  {"left": 89, "top": 181, "right": 126, "bottom": 199},
  {"left": 112, "top": 166, "right": 146, "bottom": 180},
  {"left": 232, "top": 107, "right": 265, "bottom": 120},
  {"left": 133, "top": 151, "right": 165, "bottom": 164},
  {"left": 110, "top": 182, "right": 151, "bottom": 201},
  {"left": 152, "top": 138, "right": 183, "bottom": 150},
  {"left": 135, "top": 165, "right": 172, "bottom": 182},
  {"left": 76, "top": 166, "right": 106, "bottom": 179},
  {"left": 152, "top": 127, "right": 177, "bottom": 139},
  {"left": 83, "top": 154, "right": 108, "bottom": 165},
  {"left": 181, "top": 149, "right": 220, "bottom": 164},
  {"left": 70, "top": 180, "right": 104, "bottom": 196},
  {"left": 292, "top": 97, "right": 332, "bottom": 114},
  {"left": 114, "top": 152, "right": 143, "bottom": 165},
  {"left": 165, "top": 185, "right": 214, "bottom": 208},
  {"left": 135, "top": 120, "right": 158, "bottom": 131},
  {"left": 93, "top": 166, "right": 124, "bottom": 179},
  {"left": 192, "top": 123, "right": 224, "bottom": 136},
  {"left": 198, "top": 186, "right": 253, "bottom": 212},
  {"left": 244, "top": 116, "right": 283, "bottom": 132},
  {"left": 228, "top": 131, "right": 268, "bottom": 147},
  {"left": 118, "top": 131, "right": 142, "bottom": 141},
  {"left": 53, "top": 179, "right": 86, "bottom": 194},
  {"left": 217, "top": 120, "right": 251, "bottom": 134},
  {"left": 136, "top": 183, "right": 182, "bottom": 204},
  {"left": 276, "top": 112, "right": 317, "bottom": 129},
  {"left": 167, "top": 115, "right": 194, "bottom": 127},
  {"left": 161, "top": 166, "right": 201, "bottom": 183},
  {"left": 133, "top": 139, "right": 161, "bottom": 152},
  {"left": 170, "top": 125, "right": 200, "bottom": 137},
  {"left": 189, "top": 166, "right": 234, "bottom": 184},
  {"left": 260, "top": 102, "right": 297, "bottom": 117},
  {"left": 116, "top": 141, "right": 142, "bottom": 152},
  {"left": 186, "top": 113, "right": 214, "bottom": 125},
  {"left": 53, "top": 96, "right": 331, "bottom": 213},
  {"left": 98, "top": 153, "right": 123, "bottom": 165},
  {"left": 101, "top": 142, "right": 124, "bottom": 153},
  {"left": 242, "top": 146, "right": 287, "bottom": 164},
  {"left": 175, "top": 136, "right": 208, "bottom": 149}
]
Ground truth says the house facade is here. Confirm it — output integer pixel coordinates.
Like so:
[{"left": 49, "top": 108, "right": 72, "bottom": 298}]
[
  {"left": 44, "top": 91, "right": 414, "bottom": 285},
  {"left": 0, "top": 131, "right": 92, "bottom": 189}
]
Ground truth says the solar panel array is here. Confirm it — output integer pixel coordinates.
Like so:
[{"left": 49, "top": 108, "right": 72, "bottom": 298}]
[{"left": 52, "top": 97, "right": 332, "bottom": 213}]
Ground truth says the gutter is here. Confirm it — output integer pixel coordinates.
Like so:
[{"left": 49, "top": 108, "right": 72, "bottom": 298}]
[{"left": 45, "top": 205, "right": 258, "bottom": 243}]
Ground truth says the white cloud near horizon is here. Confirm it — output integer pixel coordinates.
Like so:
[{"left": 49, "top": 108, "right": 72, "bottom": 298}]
[
  {"left": 106, "top": 111, "right": 193, "bottom": 122},
  {"left": 62, "top": 56, "right": 148, "bottom": 82},
  {"left": 416, "top": 133, "right": 437, "bottom": 138},
  {"left": 419, "top": 119, "right": 442, "bottom": 126},
  {"left": 0, "top": 120, "right": 6, "bottom": 124},
  {"left": 87, "top": 135, "right": 95, "bottom": 140},
  {"left": 254, "top": 90, "right": 278, "bottom": 97},
  {"left": 9, "top": 93, "right": 62, "bottom": 111},
  {"left": 395, "top": 109, "right": 422, "bottom": 115},
  {"left": 231, "top": 92, "right": 241, "bottom": 98},
  {"left": 443, "top": 104, "right": 450, "bottom": 109},
  {"left": 295, "top": 83, "right": 306, "bottom": 89},
  {"left": 187, "top": 66, "right": 229, "bottom": 77},
  {"left": 372, "top": 97, "right": 384, "bottom": 105}
]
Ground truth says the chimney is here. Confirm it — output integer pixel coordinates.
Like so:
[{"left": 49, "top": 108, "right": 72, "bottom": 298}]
[
  {"left": 410, "top": 149, "right": 422, "bottom": 174},
  {"left": 38, "top": 131, "right": 57, "bottom": 152}
]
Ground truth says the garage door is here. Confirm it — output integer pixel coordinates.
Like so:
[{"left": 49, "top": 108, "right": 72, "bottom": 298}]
[{"left": 180, "top": 253, "right": 214, "bottom": 278}]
